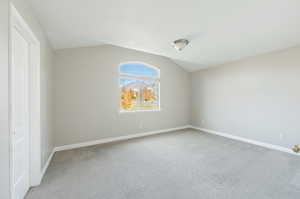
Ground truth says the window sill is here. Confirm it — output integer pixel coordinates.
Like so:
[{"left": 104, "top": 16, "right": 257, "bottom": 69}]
[{"left": 119, "top": 109, "right": 161, "bottom": 114}]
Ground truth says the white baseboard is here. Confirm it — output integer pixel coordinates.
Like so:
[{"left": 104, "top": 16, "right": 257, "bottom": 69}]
[
  {"left": 39, "top": 149, "right": 55, "bottom": 184},
  {"left": 54, "top": 125, "right": 190, "bottom": 152},
  {"left": 190, "top": 125, "right": 299, "bottom": 156},
  {"left": 37, "top": 125, "right": 298, "bottom": 184}
]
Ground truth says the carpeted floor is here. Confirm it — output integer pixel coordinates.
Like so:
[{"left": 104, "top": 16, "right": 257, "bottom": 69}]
[{"left": 26, "top": 129, "right": 300, "bottom": 199}]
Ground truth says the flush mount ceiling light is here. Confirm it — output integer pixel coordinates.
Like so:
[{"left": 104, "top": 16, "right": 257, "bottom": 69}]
[{"left": 173, "top": 39, "right": 189, "bottom": 51}]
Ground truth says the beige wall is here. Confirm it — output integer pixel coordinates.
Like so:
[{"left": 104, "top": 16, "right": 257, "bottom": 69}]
[
  {"left": 10, "top": 0, "right": 55, "bottom": 168},
  {"left": 53, "top": 45, "right": 191, "bottom": 146},
  {"left": 191, "top": 47, "right": 300, "bottom": 149},
  {"left": 0, "top": 0, "right": 10, "bottom": 198}
]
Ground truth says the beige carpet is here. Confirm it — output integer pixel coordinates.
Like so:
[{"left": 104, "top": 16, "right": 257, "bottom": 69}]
[{"left": 26, "top": 129, "right": 300, "bottom": 199}]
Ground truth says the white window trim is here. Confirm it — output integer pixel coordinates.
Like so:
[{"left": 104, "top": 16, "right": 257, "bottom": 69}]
[{"left": 119, "top": 62, "right": 161, "bottom": 113}]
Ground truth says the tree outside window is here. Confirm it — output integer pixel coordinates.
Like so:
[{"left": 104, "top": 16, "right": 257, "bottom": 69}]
[{"left": 119, "top": 62, "right": 160, "bottom": 112}]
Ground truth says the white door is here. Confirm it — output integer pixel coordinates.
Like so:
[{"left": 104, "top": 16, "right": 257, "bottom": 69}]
[{"left": 11, "top": 25, "right": 30, "bottom": 199}]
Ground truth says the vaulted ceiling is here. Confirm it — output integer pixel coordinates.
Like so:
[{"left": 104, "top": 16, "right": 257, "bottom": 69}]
[{"left": 28, "top": 0, "right": 300, "bottom": 71}]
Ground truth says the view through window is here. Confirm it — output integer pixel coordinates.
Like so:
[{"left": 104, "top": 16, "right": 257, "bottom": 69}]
[{"left": 119, "top": 62, "right": 160, "bottom": 112}]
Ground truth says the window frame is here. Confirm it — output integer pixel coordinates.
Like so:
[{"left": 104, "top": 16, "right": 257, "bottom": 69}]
[{"left": 119, "top": 61, "right": 161, "bottom": 113}]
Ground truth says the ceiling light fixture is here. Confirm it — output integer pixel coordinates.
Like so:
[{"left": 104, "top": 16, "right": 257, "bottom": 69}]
[{"left": 173, "top": 39, "right": 189, "bottom": 51}]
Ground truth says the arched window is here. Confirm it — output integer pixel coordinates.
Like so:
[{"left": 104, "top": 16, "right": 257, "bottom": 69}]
[{"left": 119, "top": 62, "right": 160, "bottom": 112}]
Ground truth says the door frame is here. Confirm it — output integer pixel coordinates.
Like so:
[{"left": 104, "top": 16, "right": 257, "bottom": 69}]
[{"left": 9, "top": 3, "right": 41, "bottom": 198}]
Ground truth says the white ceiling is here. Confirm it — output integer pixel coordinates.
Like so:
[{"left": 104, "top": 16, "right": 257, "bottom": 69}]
[{"left": 28, "top": 0, "right": 300, "bottom": 71}]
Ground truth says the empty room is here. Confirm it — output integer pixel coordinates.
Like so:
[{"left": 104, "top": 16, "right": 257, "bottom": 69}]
[{"left": 1, "top": 0, "right": 300, "bottom": 198}]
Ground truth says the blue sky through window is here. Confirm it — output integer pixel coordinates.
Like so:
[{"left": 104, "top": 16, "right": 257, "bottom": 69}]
[
  {"left": 120, "top": 77, "right": 155, "bottom": 87},
  {"left": 120, "top": 63, "right": 159, "bottom": 77},
  {"left": 120, "top": 77, "right": 137, "bottom": 86}
]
